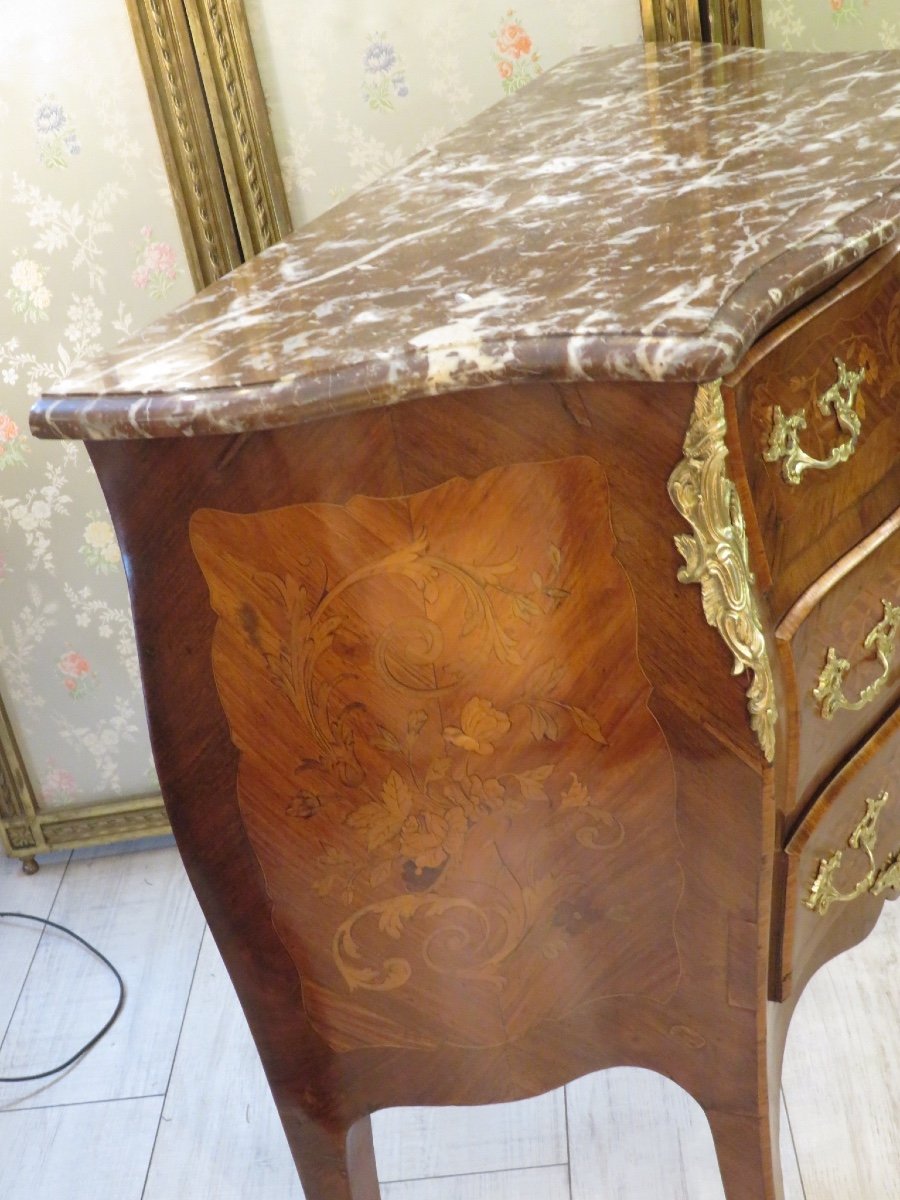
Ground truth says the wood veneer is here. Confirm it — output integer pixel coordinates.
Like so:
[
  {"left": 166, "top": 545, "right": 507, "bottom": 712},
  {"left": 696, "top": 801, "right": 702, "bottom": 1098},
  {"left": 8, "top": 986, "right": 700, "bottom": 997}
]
[
  {"left": 725, "top": 243, "right": 900, "bottom": 619},
  {"left": 87, "top": 370, "right": 785, "bottom": 1200}
]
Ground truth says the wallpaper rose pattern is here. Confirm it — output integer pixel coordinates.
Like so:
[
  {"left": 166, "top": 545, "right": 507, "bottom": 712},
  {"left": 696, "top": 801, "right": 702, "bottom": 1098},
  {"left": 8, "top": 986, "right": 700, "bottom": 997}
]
[
  {"left": 764, "top": 0, "right": 899, "bottom": 50},
  {"left": 0, "top": 4, "right": 192, "bottom": 809},
  {"left": 244, "top": 1, "right": 643, "bottom": 226}
]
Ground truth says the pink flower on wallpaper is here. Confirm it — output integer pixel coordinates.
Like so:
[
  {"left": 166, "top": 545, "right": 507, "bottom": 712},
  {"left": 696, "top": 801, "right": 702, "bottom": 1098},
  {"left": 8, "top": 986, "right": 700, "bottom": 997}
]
[
  {"left": 132, "top": 226, "right": 180, "bottom": 299},
  {"left": 42, "top": 764, "right": 79, "bottom": 802},
  {"left": 0, "top": 411, "right": 27, "bottom": 469},
  {"left": 492, "top": 10, "right": 541, "bottom": 94},
  {"left": 496, "top": 21, "right": 532, "bottom": 59},
  {"left": 829, "top": 0, "right": 864, "bottom": 22},
  {"left": 58, "top": 650, "right": 94, "bottom": 698},
  {"left": 0, "top": 413, "right": 19, "bottom": 443}
]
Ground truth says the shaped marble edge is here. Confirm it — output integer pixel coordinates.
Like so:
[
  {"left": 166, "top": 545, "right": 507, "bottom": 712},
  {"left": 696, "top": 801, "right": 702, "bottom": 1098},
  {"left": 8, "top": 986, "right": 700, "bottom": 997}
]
[{"left": 30, "top": 42, "right": 900, "bottom": 442}]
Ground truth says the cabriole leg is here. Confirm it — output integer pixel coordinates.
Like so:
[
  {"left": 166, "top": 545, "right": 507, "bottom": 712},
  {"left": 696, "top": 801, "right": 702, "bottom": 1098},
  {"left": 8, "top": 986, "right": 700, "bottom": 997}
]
[{"left": 280, "top": 1111, "right": 381, "bottom": 1200}]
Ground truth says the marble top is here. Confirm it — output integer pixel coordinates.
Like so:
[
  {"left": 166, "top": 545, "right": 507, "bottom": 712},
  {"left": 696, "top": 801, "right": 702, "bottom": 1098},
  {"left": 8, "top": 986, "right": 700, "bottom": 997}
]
[{"left": 33, "top": 42, "right": 900, "bottom": 441}]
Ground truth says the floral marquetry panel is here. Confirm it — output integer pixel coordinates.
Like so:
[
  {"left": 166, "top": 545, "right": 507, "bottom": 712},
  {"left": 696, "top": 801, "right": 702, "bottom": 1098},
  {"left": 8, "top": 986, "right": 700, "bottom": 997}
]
[
  {"left": 0, "top": 1, "right": 193, "bottom": 812},
  {"left": 190, "top": 458, "right": 682, "bottom": 1053}
]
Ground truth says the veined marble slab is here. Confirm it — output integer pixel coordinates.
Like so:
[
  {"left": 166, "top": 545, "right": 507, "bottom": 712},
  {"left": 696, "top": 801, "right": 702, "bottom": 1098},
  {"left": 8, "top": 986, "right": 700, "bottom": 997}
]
[{"left": 32, "top": 42, "right": 900, "bottom": 440}]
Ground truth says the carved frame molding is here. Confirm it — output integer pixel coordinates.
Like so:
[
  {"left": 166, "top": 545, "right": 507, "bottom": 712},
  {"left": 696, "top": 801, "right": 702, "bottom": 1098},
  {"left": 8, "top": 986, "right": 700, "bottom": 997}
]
[
  {"left": 125, "top": 0, "right": 291, "bottom": 289},
  {"left": 642, "top": 0, "right": 765, "bottom": 46},
  {"left": 0, "top": 691, "right": 172, "bottom": 871}
]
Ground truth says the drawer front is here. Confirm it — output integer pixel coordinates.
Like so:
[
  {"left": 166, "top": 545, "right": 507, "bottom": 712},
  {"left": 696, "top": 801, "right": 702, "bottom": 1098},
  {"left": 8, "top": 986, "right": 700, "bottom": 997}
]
[
  {"left": 726, "top": 244, "right": 900, "bottom": 619},
  {"left": 776, "top": 509, "right": 900, "bottom": 822},
  {"left": 780, "top": 704, "right": 900, "bottom": 999}
]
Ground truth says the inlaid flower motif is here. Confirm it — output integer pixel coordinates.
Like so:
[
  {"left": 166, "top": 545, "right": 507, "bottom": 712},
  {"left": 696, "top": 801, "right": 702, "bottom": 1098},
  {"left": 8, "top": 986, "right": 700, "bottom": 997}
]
[
  {"left": 132, "top": 226, "right": 179, "bottom": 299},
  {"left": 361, "top": 32, "right": 409, "bottom": 111},
  {"left": 492, "top": 9, "right": 542, "bottom": 94},
  {"left": 34, "top": 96, "right": 80, "bottom": 168},
  {"left": 0, "top": 411, "right": 28, "bottom": 469},
  {"left": 80, "top": 512, "right": 121, "bottom": 573},
  {"left": 58, "top": 651, "right": 95, "bottom": 699},
  {"left": 443, "top": 697, "right": 511, "bottom": 755},
  {"left": 7, "top": 256, "right": 52, "bottom": 323}
]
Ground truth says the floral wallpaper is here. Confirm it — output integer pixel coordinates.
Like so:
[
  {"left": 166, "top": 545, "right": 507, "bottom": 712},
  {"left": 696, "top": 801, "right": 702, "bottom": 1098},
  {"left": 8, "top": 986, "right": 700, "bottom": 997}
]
[
  {"left": 764, "top": 0, "right": 899, "bottom": 50},
  {"left": 244, "top": 1, "right": 643, "bottom": 226},
  {"left": 0, "top": 3, "right": 192, "bottom": 811}
]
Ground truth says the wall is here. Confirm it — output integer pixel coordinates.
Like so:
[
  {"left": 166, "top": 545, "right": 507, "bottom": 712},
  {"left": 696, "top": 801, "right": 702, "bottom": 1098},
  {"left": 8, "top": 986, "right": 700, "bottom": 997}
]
[
  {"left": 244, "top": 1, "right": 643, "bottom": 227},
  {"left": 764, "top": 0, "right": 899, "bottom": 49},
  {"left": 0, "top": 3, "right": 192, "bottom": 809}
]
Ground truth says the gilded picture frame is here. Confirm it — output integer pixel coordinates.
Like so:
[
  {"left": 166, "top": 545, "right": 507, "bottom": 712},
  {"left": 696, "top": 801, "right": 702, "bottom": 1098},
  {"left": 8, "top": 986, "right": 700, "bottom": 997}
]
[{"left": 642, "top": 0, "right": 764, "bottom": 45}]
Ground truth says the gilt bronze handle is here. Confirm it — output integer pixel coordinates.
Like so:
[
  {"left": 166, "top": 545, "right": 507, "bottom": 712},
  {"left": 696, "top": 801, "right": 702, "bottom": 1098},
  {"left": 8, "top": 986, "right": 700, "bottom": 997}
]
[
  {"left": 806, "top": 791, "right": 900, "bottom": 916},
  {"left": 764, "top": 357, "right": 866, "bottom": 485},
  {"left": 813, "top": 600, "right": 899, "bottom": 720}
]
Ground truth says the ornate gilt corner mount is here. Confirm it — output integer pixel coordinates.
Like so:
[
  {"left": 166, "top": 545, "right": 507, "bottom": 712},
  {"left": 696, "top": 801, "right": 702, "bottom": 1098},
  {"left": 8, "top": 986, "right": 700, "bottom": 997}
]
[
  {"left": 806, "top": 791, "right": 900, "bottom": 916},
  {"left": 668, "top": 380, "right": 777, "bottom": 762}
]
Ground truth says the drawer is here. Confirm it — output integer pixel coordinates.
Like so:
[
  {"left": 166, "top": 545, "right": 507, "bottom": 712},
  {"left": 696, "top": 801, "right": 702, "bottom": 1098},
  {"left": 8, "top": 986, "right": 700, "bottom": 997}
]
[
  {"left": 779, "top": 703, "right": 900, "bottom": 1000},
  {"left": 725, "top": 243, "right": 900, "bottom": 619},
  {"left": 776, "top": 508, "right": 900, "bottom": 825}
]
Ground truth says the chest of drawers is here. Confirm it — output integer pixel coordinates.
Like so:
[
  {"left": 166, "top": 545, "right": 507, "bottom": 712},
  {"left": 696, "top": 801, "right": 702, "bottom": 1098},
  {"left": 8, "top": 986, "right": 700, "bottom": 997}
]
[{"left": 31, "top": 41, "right": 900, "bottom": 1200}]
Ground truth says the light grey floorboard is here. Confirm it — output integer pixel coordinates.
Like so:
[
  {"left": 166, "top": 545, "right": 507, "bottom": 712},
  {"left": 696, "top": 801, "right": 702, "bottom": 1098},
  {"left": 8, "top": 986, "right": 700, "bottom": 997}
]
[
  {"left": 142, "top": 928, "right": 301, "bottom": 1200},
  {"left": 0, "top": 852, "right": 69, "bottom": 1038},
  {"left": 0, "top": 1095, "right": 162, "bottom": 1200},
  {"left": 0, "top": 844, "right": 204, "bottom": 1110},
  {"left": 374, "top": 1088, "right": 567, "bottom": 1182},
  {"left": 567, "top": 1067, "right": 805, "bottom": 1200},
  {"left": 381, "top": 1165, "right": 572, "bottom": 1200},
  {"left": 782, "top": 899, "right": 900, "bottom": 1200}
]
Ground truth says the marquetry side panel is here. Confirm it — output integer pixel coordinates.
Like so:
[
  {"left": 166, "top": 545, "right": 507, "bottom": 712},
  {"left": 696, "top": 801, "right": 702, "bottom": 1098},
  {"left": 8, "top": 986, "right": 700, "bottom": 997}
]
[{"left": 190, "top": 457, "right": 683, "bottom": 1055}]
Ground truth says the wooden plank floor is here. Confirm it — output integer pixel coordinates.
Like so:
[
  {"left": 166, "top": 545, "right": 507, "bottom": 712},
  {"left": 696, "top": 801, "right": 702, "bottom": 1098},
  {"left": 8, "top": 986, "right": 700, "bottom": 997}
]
[{"left": 0, "top": 842, "right": 897, "bottom": 1199}]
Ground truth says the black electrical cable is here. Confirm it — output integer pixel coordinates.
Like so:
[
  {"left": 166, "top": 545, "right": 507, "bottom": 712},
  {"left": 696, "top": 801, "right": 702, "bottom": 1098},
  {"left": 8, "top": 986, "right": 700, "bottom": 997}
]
[{"left": 0, "top": 912, "right": 126, "bottom": 1083}]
